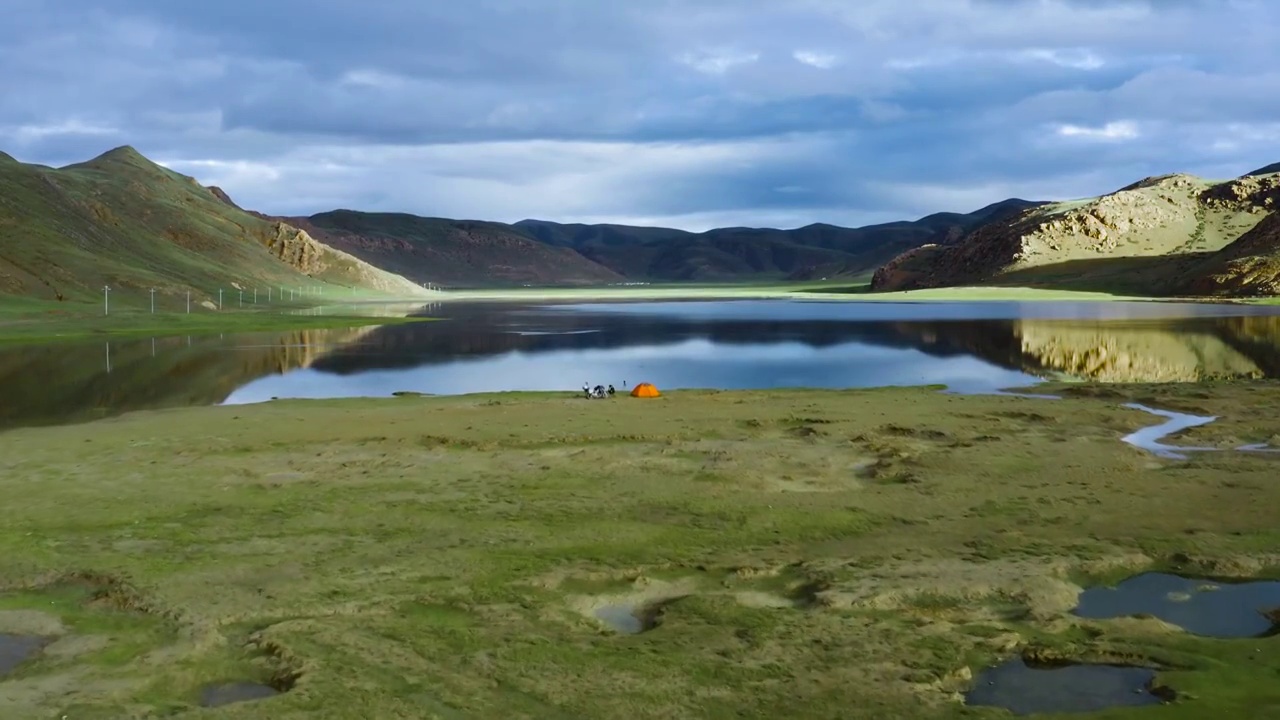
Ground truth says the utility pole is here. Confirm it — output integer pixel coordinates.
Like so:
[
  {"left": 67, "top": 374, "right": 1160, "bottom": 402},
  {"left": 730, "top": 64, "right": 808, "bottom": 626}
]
[
  {"left": 218, "top": 288, "right": 223, "bottom": 309},
  {"left": 239, "top": 289, "right": 243, "bottom": 307},
  {"left": 268, "top": 286, "right": 272, "bottom": 302},
  {"left": 253, "top": 288, "right": 258, "bottom": 304},
  {"left": 186, "top": 291, "right": 191, "bottom": 313},
  {"left": 105, "top": 342, "right": 111, "bottom": 372},
  {"left": 149, "top": 287, "right": 156, "bottom": 314}
]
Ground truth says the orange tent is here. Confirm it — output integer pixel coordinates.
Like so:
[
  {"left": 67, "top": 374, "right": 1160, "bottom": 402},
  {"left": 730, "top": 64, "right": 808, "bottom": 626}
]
[{"left": 630, "top": 382, "right": 661, "bottom": 398}]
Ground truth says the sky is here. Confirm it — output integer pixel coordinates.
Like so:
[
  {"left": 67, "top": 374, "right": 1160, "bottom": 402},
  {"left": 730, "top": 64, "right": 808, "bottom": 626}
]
[{"left": 2, "top": 0, "right": 1278, "bottom": 231}]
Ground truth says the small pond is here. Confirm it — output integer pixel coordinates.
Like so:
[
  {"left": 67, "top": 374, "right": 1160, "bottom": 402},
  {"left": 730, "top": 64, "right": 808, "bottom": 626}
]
[
  {"left": 593, "top": 604, "right": 661, "bottom": 634},
  {"left": 965, "top": 658, "right": 1166, "bottom": 715},
  {"left": 200, "top": 681, "right": 280, "bottom": 707},
  {"left": 1074, "top": 572, "right": 1280, "bottom": 637},
  {"left": 0, "top": 633, "right": 45, "bottom": 676}
]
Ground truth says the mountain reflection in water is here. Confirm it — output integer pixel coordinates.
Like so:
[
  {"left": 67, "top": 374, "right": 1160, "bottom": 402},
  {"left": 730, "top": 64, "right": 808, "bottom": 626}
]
[{"left": 3, "top": 301, "right": 1280, "bottom": 429}]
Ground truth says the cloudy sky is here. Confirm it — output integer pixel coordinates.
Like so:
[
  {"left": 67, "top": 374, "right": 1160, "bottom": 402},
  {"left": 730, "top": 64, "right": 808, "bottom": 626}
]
[{"left": 3, "top": 0, "right": 1277, "bottom": 230}]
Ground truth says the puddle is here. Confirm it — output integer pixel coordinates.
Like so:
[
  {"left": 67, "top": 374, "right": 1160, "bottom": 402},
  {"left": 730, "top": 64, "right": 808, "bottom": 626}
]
[
  {"left": 0, "top": 634, "right": 46, "bottom": 676},
  {"left": 965, "top": 658, "right": 1167, "bottom": 715},
  {"left": 1074, "top": 572, "right": 1280, "bottom": 637},
  {"left": 199, "top": 682, "right": 281, "bottom": 707},
  {"left": 593, "top": 604, "right": 659, "bottom": 634}
]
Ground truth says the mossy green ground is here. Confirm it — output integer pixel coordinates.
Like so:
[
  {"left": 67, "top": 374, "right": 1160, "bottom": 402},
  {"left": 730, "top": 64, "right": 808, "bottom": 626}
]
[{"left": 3, "top": 384, "right": 1280, "bottom": 718}]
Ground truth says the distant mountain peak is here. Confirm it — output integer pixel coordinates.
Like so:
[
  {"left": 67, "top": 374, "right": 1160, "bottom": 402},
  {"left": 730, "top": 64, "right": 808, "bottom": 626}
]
[
  {"left": 1245, "top": 162, "right": 1280, "bottom": 177},
  {"left": 69, "top": 144, "right": 165, "bottom": 174},
  {"left": 96, "top": 145, "right": 147, "bottom": 162}
]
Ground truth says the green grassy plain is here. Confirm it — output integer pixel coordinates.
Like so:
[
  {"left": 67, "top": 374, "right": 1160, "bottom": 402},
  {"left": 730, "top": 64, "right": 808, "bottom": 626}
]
[{"left": 3, "top": 384, "right": 1280, "bottom": 717}]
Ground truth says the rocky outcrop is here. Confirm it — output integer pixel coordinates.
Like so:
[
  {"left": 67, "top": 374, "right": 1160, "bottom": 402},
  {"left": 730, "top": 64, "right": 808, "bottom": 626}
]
[
  {"left": 871, "top": 165, "right": 1280, "bottom": 295},
  {"left": 1198, "top": 173, "right": 1280, "bottom": 212},
  {"left": 206, "top": 186, "right": 242, "bottom": 210},
  {"left": 259, "top": 221, "right": 426, "bottom": 296}
]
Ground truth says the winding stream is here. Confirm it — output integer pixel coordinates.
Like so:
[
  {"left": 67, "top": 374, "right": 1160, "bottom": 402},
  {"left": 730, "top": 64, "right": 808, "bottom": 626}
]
[{"left": 1121, "top": 403, "right": 1280, "bottom": 459}]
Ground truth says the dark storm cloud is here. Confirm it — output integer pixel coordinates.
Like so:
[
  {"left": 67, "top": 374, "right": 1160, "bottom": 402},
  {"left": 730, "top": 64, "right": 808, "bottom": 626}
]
[{"left": 1, "top": 0, "right": 1278, "bottom": 229}]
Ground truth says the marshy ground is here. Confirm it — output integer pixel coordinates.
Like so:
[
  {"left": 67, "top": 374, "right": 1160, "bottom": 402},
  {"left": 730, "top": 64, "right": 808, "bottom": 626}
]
[{"left": 2, "top": 383, "right": 1280, "bottom": 718}]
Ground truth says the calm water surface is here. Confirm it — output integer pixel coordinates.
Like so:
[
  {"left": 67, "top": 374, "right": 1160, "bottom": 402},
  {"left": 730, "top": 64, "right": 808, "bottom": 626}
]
[{"left": 5, "top": 299, "right": 1280, "bottom": 428}]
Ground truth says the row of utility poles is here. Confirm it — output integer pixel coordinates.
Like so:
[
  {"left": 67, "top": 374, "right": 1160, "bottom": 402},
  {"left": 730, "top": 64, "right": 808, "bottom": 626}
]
[{"left": 103, "top": 284, "right": 344, "bottom": 315}]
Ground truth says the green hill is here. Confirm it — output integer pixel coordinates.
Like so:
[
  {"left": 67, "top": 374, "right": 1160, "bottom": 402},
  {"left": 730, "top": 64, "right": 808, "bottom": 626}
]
[{"left": 0, "top": 146, "right": 425, "bottom": 307}]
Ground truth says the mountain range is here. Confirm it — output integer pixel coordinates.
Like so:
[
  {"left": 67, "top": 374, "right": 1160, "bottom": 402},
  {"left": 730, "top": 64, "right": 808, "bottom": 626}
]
[
  {"left": 3, "top": 145, "right": 1279, "bottom": 300},
  {"left": 257, "top": 198, "right": 1041, "bottom": 287}
]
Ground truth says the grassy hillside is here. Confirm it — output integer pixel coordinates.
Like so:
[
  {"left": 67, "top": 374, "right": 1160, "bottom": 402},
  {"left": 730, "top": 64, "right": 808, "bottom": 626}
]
[
  {"left": 871, "top": 167, "right": 1280, "bottom": 297},
  {"left": 0, "top": 147, "right": 426, "bottom": 308}
]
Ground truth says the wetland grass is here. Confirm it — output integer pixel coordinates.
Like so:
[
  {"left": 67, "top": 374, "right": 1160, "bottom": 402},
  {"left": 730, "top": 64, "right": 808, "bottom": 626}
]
[{"left": 2, "top": 383, "right": 1280, "bottom": 717}]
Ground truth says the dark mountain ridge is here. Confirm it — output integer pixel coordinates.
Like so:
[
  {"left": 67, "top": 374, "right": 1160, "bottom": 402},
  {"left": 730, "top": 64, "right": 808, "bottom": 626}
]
[{"left": 268, "top": 199, "right": 1047, "bottom": 287}]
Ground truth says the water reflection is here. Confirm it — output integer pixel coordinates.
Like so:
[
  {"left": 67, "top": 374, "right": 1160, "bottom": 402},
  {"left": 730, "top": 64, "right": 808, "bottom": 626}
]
[
  {"left": 0, "top": 326, "right": 382, "bottom": 429},
  {"left": 3, "top": 300, "right": 1280, "bottom": 429}
]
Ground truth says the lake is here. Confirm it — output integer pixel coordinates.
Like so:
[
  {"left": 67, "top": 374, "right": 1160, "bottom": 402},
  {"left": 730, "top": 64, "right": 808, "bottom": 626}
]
[{"left": 4, "top": 298, "right": 1280, "bottom": 429}]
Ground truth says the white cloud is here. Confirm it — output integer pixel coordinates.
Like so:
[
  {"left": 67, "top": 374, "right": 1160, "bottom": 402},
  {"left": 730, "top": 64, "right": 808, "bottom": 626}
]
[
  {"left": 1055, "top": 121, "right": 1140, "bottom": 141},
  {"left": 793, "top": 50, "right": 838, "bottom": 69},
  {"left": 6, "top": 119, "right": 118, "bottom": 142},
  {"left": 676, "top": 48, "right": 759, "bottom": 74},
  {"left": 157, "top": 157, "right": 283, "bottom": 184},
  {"left": 338, "top": 69, "right": 409, "bottom": 89},
  {"left": 1016, "top": 48, "right": 1105, "bottom": 70}
]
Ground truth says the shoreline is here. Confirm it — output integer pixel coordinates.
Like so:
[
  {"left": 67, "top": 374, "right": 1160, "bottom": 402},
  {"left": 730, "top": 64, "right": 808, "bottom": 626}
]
[{"left": 1, "top": 285, "right": 1273, "bottom": 343}]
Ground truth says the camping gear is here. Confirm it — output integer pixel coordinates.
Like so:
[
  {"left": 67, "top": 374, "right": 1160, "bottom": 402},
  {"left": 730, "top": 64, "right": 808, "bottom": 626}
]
[{"left": 630, "top": 382, "right": 660, "bottom": 398}]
